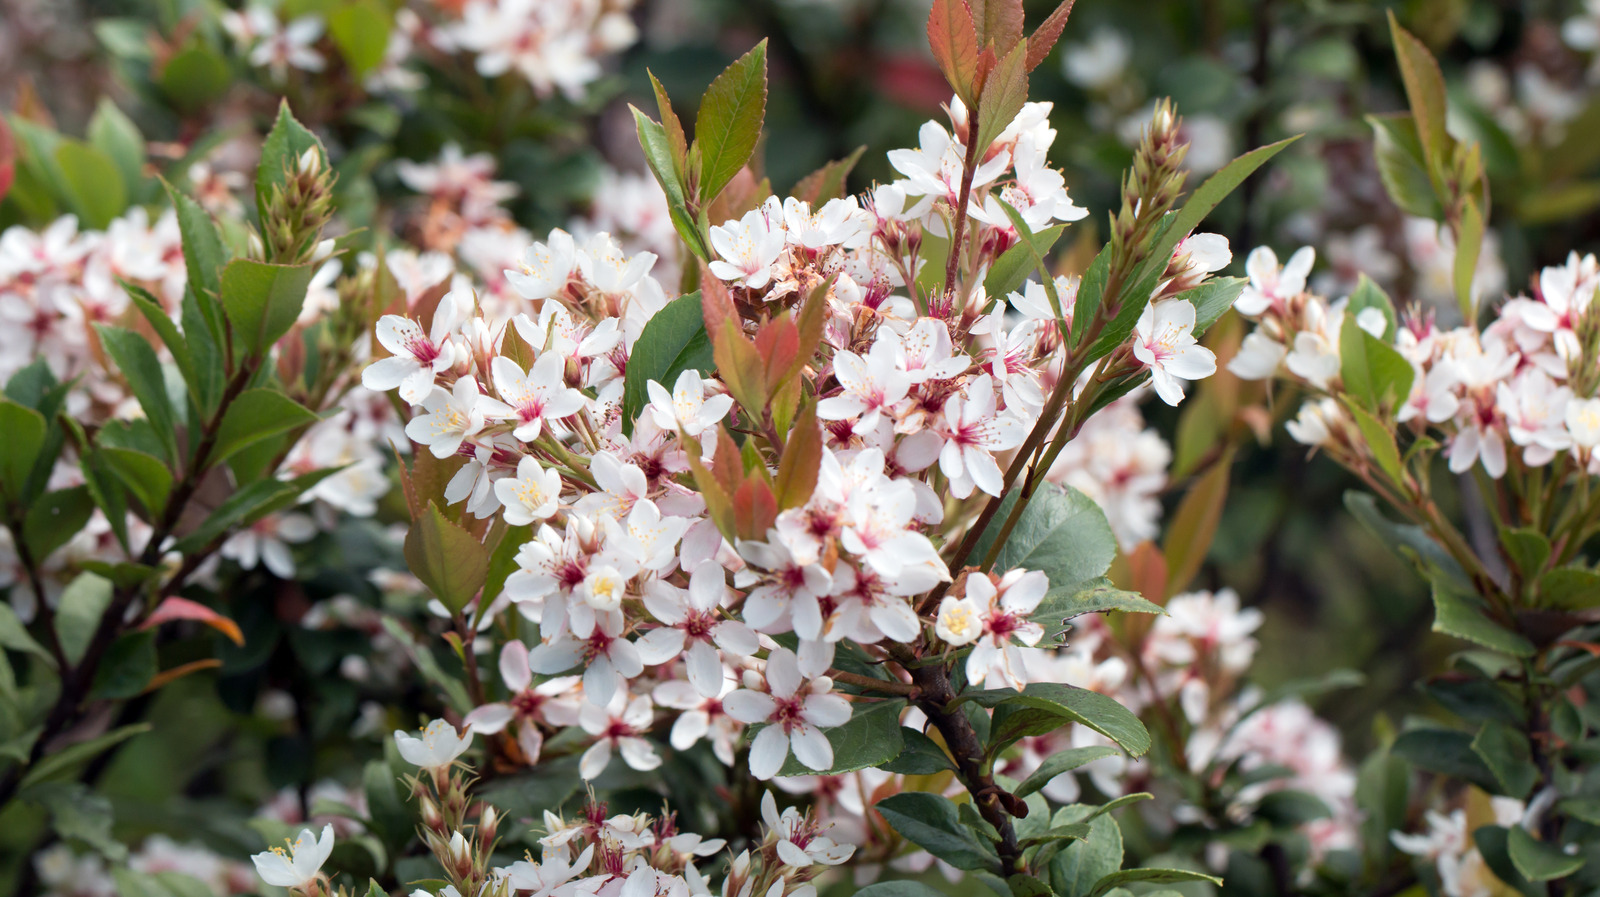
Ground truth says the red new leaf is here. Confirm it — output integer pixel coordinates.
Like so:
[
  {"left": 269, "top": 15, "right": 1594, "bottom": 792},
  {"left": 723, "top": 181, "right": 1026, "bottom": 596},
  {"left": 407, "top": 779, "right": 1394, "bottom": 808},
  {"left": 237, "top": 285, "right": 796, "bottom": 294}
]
[{"left": 142, "top": 596, "right": 245, "bottom": 646}]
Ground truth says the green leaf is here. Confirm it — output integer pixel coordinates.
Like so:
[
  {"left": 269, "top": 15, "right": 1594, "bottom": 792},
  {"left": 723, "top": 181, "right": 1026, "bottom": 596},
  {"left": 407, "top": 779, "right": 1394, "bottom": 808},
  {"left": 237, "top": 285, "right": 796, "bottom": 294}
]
[
  {"left": 875, "top": 792, "right": 999, "bottom": 872},
  {"left": 89, "top": 630, "right": 158, "bottom": 700},
  {"left": 878, "top": 725, "right": 952, "bottom": 774},
  {"left": 1029, "top": 579, "right": 1164, "bottom": 646},
  {"left": 1500, "top": 528, "right": 1551, "bottom": 583},
  {"left": 1430, "top": 577, "right": 1535, "bottom": 658},
  {"left": 1356, "top": 746, "right": 1411, "bottom": 865},
  {"left": 1454, "top": 196, "right": 1485, "bottom": 323},
  {"left": 633, "top": 106, "right": 688, "bottom": 213},
  {"left": 219, "top": 259, "right": 316, "bottom": 356},
  {"left": 769, "top": 698, "right": 905, "bottom": 777},
  {"left": 166, "top": 181, "right": 228, "bottom": 301},
  {"left": 621, "top": 291, "right": 711, "bottom": 436},
  {"left": 1506, "top": 825, "right": 1584, "bottom": 882},
  {"left": 54, "top": 141, "right": 126, "bottom": 229},
  {"left": 986, "top": 225, "right": 1067, "bottom": 302},
  {"left": 1340, "top": 323, "right": 1414, "bottom": 412},
  {"left": 1088, "top": 869, "right": 1221, "bottom": 897},
  {"left": 972, "top": 39, "right": 1030, "bottom": 160},
  {"left": 1343, "top": 400, "right": 1405, "bottom": 484},
  {"left": 1367, "top": 113, "right": 1443, "bottom": 219},
  {"left": 211, "top": 389, "right": 319, "bottom": 467},
  {"left": 1048, "top": 808, "right": 1123, "bottom": 897},
  {"left": 1178, "top": 276, "right": 1247, "bottom": 337},
  {"left": 1391, "top": 727, "right": 1500, "bottom": 791},
  {"left": 87, "top": 99, "right": 145, "bottom": 198},
  {"left": 972, "top": 484, "right": 1118, "bottom": 588},
  {"left": 20, "top": 722, "right": 152, "bottom": 787},
  {"left": 1346, "top": 274, "right": 1398, "bottom": 343},
  {"left": 256, "top": 101, "right": 325, "bottom": 221},
  {"left": 1015, "top": 746, "right": 1121, "bottom": 799},
  {"left": 23, "top": 782, "right": 127, "bottom": 860},
  {"left": 56, "top": 573, "right": 113, "bottom": 665},
  {"left": 158, "top": 39, "right": 230, "bottom": 113},
  {"left": 125, "top": 284, "right": 196, "bottom": 402},
  {"left": 1344, "top": 491, "right": 1472, "bottom": 591},
  {"left": 853, "top": 883, "right": 951, "bottom": 897},
  {"left": 695, "top": 40, "right": 768, "bottom": 205},
  {"left": 329, "top": 0, "right": 392, "bottom": 78},
  {"left": 95, "top": 325, "right": 178, "bottom": 462},
  {"left": 0, "top": 601, "right": 51, "bottom": 663},
  {"left": 99, "top": 447, "right": 172, "bottom": 516},
  {"left": 1137, "top": 136, "right": 1302, "bottom": 304},
  {"left": 23, "top": 486, "right": 95, "bottom": 561},
  {"left": 0, "top": 399, "right": 46, "bottom": 501},
  {"left": 1471, "top": 720, "right": 1537, "bottom": 799},
  {"left": 1255, "top": 790, "right": 1333, "bottom": 825},
  {"left": 1388, "top": 11, "right": 1451, "bottom": 170},
  {"left": 959, "top": 683, "right": 1150, "bottom": 757},
  {"left": 403, "top": 502, "right": 492, "bottom": 614},
  {"left": 1539, "top": 566, "right": 1600, "bottom": 610}
]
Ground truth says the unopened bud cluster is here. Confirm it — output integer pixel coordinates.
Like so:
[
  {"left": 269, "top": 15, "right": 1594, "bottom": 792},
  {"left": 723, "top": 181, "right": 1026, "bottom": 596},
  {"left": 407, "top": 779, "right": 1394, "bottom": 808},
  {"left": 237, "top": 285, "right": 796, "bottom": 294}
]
[{"left": 263, "top": 147, "right": 335, "bottom": 265}]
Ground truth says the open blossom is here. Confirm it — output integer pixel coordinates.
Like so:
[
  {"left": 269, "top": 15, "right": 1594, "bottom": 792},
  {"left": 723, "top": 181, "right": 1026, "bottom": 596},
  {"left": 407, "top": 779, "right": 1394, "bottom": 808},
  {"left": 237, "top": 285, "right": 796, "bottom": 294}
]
[
  {"left": 637, "top": 561, "right": 759, "bottom": 697},
  {"left": 817, "top": 337, "right": 912, "bottom": 433},
  {"left": 493, "top": 456, "right": 563, "bottom": 525},
  {"left": 362, "top": 290, "right": 467, "bottom": 403},
  {"left": 937, "top": 374, "right": 1026, "bottom": 498},
  {"left": 722, "top": 648, "right": 851, "bottom": 779},
  {"left": 250, "top": 825, "right": 333, "bottom": 891},
  {"left": 707, "top": 202, "right": 786, "bottom": 289},
  {"left": 760, "top": 791, "right": 855, "bottom": 868},
  {"left": 647, "top": 370, "right": 735, "bottom": 437},
  {"left": 1133, "top": 298, "right": 1216, "bottom": 406},
  {"left": 1236, "top": 245, "right": 1313, "bottom": 316},
  {"left": 394, "top": 719, "right": 473, "bottom": 769},
  {"left": 405, "top": 377, "right": 510, "bottom": 458},
  {"left": 577, "top": 693, "right": 661, "bottom": 780},
  {"left": 491, "top": 353, "right": 586, "bottom": 441},
  {"left": 462, "top": 641, "right": 580, "bottom": 765},
  {"left": 962, "top": 569, "right": 1049, "bottom": 689}
]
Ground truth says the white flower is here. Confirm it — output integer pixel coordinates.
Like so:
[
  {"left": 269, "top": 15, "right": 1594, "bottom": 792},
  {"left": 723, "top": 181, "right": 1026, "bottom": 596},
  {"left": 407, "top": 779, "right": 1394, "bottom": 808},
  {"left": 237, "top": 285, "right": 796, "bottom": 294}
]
[
  {"left": 578, "top": 693, "right": 661, "bottom": 780},
  {"left": 817, "top": 337, "right": 912, "bottom": 433},
  {"left": 527, "top": 613, "right": 644, "bottom": 707},
  {"left": 1286, "top": 397, "right": 1342, "bottom": 447},
  {"left": 646, "top": 369, "right": 735, "bottom": 436},
  {"left": 363, "top": 290, "right": 467, "bottom": 403},
  {"left": 937, "top": 374, "right": 1026, "bottom": 498},
  {"left": 636, "top": 561, "right": 759, "bottom": 697},
  {"left": 491, "top": 353, "right": 586, "bottom": 442},
  {"left": 1567, "top": 397, "right": 1600, "bottom": 450},
  {"left": 1499, "top": 370, "right": 1573, "bottom": 465},
  {"left": 935, "top": 595, "right": 985, "bottom": 646},
  {"left": 1236, "top": 246, "right": 1313, "bottom": 316},
  {"left": 1227, "top": 331, "right": 1287, "bottom": 380},
  {"left": 722, "top": 648, "right": 851, "bottom": 779},
  {"left": 394, "top": 719, "right": 473, "bottom": 769},
  {"left": 251, "top": 824, "right": 334, "bottom": 890},
  {"left": 963, "top": 570, "right": 1049, "bottom": 690},
  {"left": 404, "top": 377, "right": 509, "bottom": 458},
  {"left": 505, "top": 228, "right": 576, "bottom": 300},
  {"left": 1133, "top": 299, "right": 1216, "bottom": 406},
  {"left": 493, "top": 456, "right": 563, "bottom": 525},
  {"left": 708, "top": 204, "right": 787, "bottom": 289},
  {"left": 760, "top": 791, "right": 855, "bottom": 867}
]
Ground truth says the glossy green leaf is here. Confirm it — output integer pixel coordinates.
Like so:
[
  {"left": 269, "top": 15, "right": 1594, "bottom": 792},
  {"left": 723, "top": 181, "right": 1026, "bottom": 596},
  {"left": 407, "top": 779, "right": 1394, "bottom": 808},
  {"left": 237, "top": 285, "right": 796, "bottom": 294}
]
[
  {"left": 99, "top": 446, "right": 172, "bottom": 517},
  {"left": 1179, "top": 276, "right": 1246, "bottom": 337},
  {"left": 211, "top": 388, "right": 320, "bottom": 467},
  {"left": 0, "top": 399, "right": 46, "bottom": 501},
  {"left": 256, "top": 101, "right": 324, "bottom": 220},
  {"left": 621, "top": 291, "right": 710, "bottom": 436},
  {"left": 329, "top": 0, "right": 392, "bottom": 78},
  {"left": 219, "top": 259, "right": 316, "bottom": 356},
  {"left": 1507, "top": 825, "right": 1584, "bottom": 882},
  {"left": 1391, "top": 727, "right": 1500, "bottom": 791},
  {"left": 20, "top": 722, "right": 152, "bottom": 787},
  {"left": 1539, "top": 566, "right": 1600, "bottom": 610},
  {"left": 54, "top": 141, "right": 125, "bottom": 229},
  {"left": 1015, "top": 746, "right": 1121, "bottom": 799},
  {"left": 95, "top": 325, "right": 178, "bottom": 462},
  {"left": 971, "top": 484, "right": 1118, "bottom": 588},
  {"left": 0, "top": 601, "right": 51, "bottom": 664},
  {"left": 878, "top": 726, "right": 953, "bottom": 774},
  {"left": 959, "top": 683, "right": 1150, "bottom": 757},
  {"left": 23, "top": 486, "right": 95, "bottom": 561},
  {"left": 1471, "top": 720, "right": 1537, "bottom": 799},
  {"left": 1048, "top": 808, "right": 1123, "bottom": 897},
  {"left": 695, "top": 40, "right": 768, "bottom": 205},
  {"left": 1340, "top": 323, "right": 1414, "bottom": 413},
  {"left": 403, "top": 501, "right": 492, "bottom": 614},
  {"left": 86, "top": 99, "right": 145, "bottom": 197},
  {"left": 875, "top": 792, "right": 998, "bottom": 872},
  {"left": 89, "top": 630, "right": 158, "bottom": 700},
  {"left": 1367, "top": 113, "right": 1443, "bottom": 219},
  {"left": 1430, "top": 577, "right": 1534, "bottom": 658},
  {"left": 1088, "top": 868, "right": 1221, "bottom": 897}
]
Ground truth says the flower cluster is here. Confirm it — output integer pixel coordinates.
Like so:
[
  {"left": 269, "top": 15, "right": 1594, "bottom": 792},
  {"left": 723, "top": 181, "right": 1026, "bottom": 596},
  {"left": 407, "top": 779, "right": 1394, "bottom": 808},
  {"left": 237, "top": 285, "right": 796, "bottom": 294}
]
[
  {"left": 222, "top": 0, "right": 638, "bottom": 100},
  {"left": 1232, "top": 243, "right": 1600, "bottom": 481},
  {"left": 360, "top": 95, "right": 1242, "bottom": 794}
]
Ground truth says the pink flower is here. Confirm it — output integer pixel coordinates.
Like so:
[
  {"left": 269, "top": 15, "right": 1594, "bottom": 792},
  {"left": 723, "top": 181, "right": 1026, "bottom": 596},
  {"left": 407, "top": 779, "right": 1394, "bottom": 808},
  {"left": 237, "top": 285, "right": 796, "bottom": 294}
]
[{"left": 722, "top": 649, "right": 850, "bottom": 779}]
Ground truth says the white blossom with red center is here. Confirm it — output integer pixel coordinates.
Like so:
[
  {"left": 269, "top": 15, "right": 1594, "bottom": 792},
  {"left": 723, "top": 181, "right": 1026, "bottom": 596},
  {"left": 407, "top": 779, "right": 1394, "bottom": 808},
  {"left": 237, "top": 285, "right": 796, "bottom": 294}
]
[{"left": 721, "top": 648, "right": 851, "bottom": 779}]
